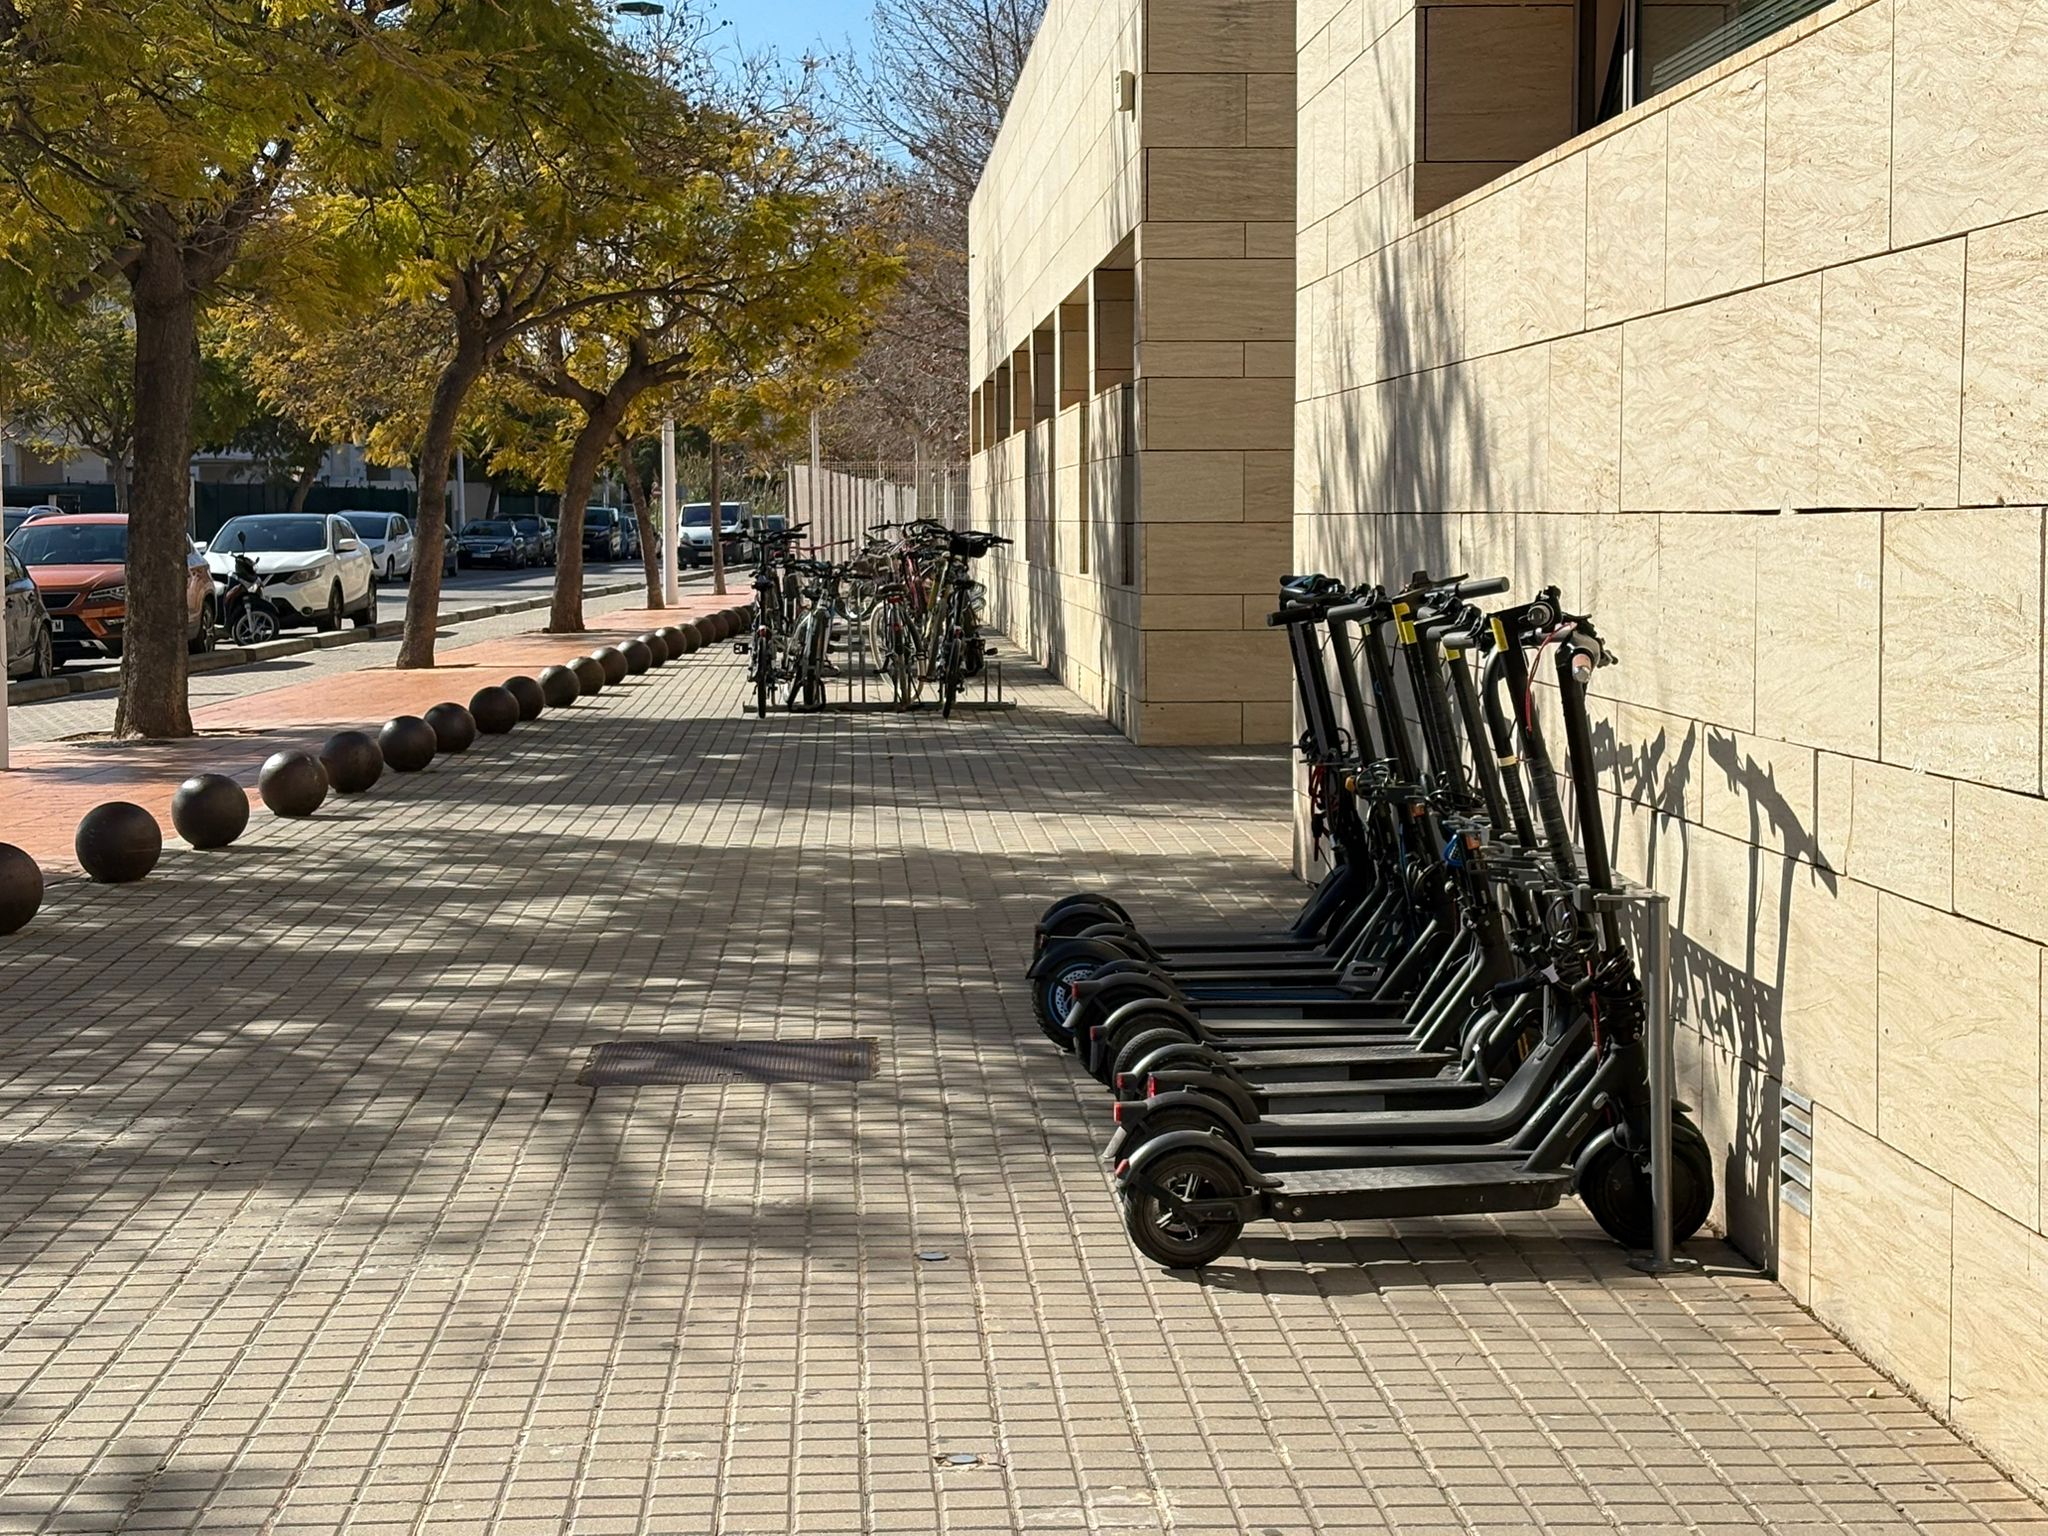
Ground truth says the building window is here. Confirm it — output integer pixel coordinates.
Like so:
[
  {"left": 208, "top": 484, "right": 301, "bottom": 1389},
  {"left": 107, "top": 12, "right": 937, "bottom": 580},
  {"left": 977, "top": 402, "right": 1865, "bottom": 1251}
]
[{"left": 1590, "top": 0, "right": 1837, "bottom": 119}]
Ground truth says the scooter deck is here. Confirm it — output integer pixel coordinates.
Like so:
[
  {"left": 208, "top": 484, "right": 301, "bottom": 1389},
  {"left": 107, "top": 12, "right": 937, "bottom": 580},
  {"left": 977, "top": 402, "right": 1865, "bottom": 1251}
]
[{"left": 1267, "top": 1161, "right": 1571, "bottom": 1222}]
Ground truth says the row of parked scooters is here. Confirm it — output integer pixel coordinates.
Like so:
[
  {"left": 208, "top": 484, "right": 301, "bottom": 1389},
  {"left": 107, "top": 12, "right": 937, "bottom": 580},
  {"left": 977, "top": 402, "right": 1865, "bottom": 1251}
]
[{"left": 1025, "top": 570, "right": 1714, "bottom": 1268}]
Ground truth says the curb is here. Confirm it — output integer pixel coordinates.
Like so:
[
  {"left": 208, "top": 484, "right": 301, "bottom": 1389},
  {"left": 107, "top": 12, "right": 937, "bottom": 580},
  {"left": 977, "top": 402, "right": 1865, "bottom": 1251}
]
[{"left": 7, "top": 579, "right": 648, "bottom": 707}]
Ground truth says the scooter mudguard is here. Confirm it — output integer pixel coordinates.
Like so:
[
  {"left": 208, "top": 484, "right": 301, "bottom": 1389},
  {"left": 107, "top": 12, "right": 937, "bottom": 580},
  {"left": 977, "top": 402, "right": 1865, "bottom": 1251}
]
[
  {"left": 1033, "top": 900, "right": 1130, "bottom": 958},
  {"left": 1116, "top": 1129, "right": 1277, "bottom": 1221},
  {"left": 1125, "top": 1040, "right": 1231, "bottom": 1085},
  {"left": 1039, "top": 892, "right": 1133, "bottom": 928},
  {"left": 1107, "top": 1087, "right": 1255, "bottom": 1165},
  {"left": 1068, "top": 973, "right": 1183, "bottom": 1044},
  {"left": 1142, "top": 1070, "right": 1259, "bottom": 1127},
  {"left": 1027, "top": 935, "right": 1139, "bottom": 985}
]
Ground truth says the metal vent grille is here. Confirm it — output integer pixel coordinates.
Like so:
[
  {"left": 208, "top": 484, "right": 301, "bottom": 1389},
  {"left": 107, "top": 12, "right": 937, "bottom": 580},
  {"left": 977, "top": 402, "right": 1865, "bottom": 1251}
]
[
  {"left": 579, "top": 1038, "right": 876, "bottom": 1087},
  {"left": 1780, "top": 1086, "right": 1813, "bottom": 1216}
]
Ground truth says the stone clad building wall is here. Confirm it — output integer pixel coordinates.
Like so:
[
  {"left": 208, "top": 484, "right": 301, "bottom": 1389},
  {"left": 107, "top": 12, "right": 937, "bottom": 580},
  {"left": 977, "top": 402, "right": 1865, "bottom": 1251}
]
[{"left": 1294, "top": 0, "right": 2048, "bottom": 1489}]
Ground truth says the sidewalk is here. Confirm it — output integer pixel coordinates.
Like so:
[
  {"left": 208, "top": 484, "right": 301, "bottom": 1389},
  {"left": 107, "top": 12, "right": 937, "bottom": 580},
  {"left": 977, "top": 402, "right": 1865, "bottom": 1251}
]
[
  {"left": 0, "top": 638, "right": 2042, "bottom": 1535},
  {"left": 0, "top": 596, "right": 746, "bottom": 873}
]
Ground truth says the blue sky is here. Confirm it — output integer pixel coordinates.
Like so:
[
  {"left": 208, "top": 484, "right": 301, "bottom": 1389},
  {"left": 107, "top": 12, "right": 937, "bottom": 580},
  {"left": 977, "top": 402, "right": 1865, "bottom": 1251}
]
[{"left": 707, "top": 0, "right": 866, "bottom": 64}]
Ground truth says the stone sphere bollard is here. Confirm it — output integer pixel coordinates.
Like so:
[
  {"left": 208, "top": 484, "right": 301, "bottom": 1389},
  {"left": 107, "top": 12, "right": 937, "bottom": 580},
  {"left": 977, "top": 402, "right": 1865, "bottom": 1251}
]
[
  {"left": 320, "top": 730, "right": 384, "bottom": 795},
  {"left": 571, "top": 655, "right": 606, "bottom": 695},
  {"left": 702, "top": 613, "right": 731, "bottom": 642},
  {"left": 171, "top": 773, "right": 251, "bottom": 848},
  {"left": 379, "top": 715, "right": 438, "bottom": 772},
  {"left": 638, "top": 631, "right": 670, "bottom": 666},
  {"left": 539, "top": 666, "right": 581, "bottom": 708},
  {"left": 469, "top": 685, "right": 520, "bottom": 735},
  {"left": 593, "top": 646, "right": 629, "bottom": 685},
  {"left": 425, "top": 702, "right": 478, "bottom": 754},
  {"left": 76, "top": 801, "right": 162, "bottom": 884},
  {"left": 0, "top": 843, "right": 44, "bottom": 935},
  {"left": 660, "top": 624, "right": 690, "bottom": 657},
  {"left": 505, "top": 675, "right": 547, "bottom": 720},
  {"left": 620, "top": 638, "right": 652, "bottom": 675},
  {"left": 259, "top": 750, "right": 329, "bottom": 818},
  {"left": 679, "top": 620, "right": 711, "bottom": 651}
]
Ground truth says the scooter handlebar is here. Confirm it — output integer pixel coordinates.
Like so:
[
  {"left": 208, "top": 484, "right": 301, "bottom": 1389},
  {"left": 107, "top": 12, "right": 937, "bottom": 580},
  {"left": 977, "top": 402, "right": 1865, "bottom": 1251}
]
[{"left": 1448, "top": 575, "right": 1509, "bottom": 599}]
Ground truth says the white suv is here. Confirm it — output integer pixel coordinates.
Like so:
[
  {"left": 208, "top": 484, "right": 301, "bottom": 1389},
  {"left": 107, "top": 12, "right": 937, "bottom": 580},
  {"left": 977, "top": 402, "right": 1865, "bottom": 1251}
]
[{"left": 205, "top": 513, "right": 378, "bottom": 632}]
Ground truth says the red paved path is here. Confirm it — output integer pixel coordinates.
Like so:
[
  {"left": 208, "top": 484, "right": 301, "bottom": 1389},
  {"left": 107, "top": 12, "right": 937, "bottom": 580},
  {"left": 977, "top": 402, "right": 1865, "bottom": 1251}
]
[{"left": 0, "top": 598, "right": 749, "bottom": 874}]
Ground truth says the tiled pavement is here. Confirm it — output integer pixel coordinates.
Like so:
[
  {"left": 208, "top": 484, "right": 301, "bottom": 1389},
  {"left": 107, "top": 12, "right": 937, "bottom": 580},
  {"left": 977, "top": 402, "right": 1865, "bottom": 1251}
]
[{"left": 0, "top": 641, "right": 2043, "bottom": 1535}]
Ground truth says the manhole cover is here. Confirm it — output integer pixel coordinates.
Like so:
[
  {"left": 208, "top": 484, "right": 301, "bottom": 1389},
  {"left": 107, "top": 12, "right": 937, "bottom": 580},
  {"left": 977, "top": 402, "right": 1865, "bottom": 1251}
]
[{"left": 579, "top": 1038, "right": 877, "bottom": 1087}]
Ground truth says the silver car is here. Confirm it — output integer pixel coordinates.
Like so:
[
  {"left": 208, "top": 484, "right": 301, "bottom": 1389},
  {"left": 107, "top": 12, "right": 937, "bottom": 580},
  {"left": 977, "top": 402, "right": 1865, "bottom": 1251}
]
[{"left": 339, "top": 510, "right": 416, "bottom": 582}]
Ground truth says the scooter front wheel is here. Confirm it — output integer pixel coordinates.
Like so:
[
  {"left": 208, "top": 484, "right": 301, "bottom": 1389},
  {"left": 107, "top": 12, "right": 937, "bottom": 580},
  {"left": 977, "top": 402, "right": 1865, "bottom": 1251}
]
[
  {"left": 1122, "top": 1145, "right": 1247, "bottom": 1269},
  {"left": 1577, "top": 1115, "right": 1715, "bottom": 1250}
]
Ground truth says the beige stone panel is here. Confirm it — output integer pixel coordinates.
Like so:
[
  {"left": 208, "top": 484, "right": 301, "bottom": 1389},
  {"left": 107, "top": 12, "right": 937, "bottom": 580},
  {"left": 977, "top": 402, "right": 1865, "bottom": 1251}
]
[
  {"left": 1145, "top": 520, "right": 1293, "bottom": 594},
  {"left": 1138, "top": 448, "right": 1245, "bottom": 522},
  {"left": 1779, "top": 871, "right": 1880, "bottom": 1132},
  {"left": 1620, "top": 278, "right": 1821, "bottom": 512},
  {"left": 1140, "top": 73, "right": 1247, "bottom": 148},
  {"left": 1664, "top": 65, "right": 1767, "bottom": 307},
  {"left": 1443, "top": 345, "right": 1548, "bottom": 513},
  {"left": 1243, "top": 451, "right": 1292, "bottom": 519},
  {"left": 1242, "top": 699, "right": 1295, "bottom": 742},
  {"left": 1149, "top": 148, "right": 1296, "bottom": 223},
  {"left": 1754, "top": 511, "right": 1882, "bottom": 759},
  {"left": 1547, "top": 328, "right": 1621, "bottom": 515},
  {"left": 1700, "top": 729, "right": 1816, "bottom": 850},
  {"left": 1137, "top": 340, "right": 1246, "bottom": 377},
  {"left": 1141, "top": 376, "right": 1294, "bottom": 451},
  {"left": 1881, "top": 507, "right": 2042, "bottom": 792},
  {"left": 1140, "top": 222, "right": 1247, "bottom": 259},
  {"left": 1763, "top": 0, "right": 1892, "bottom": 280},
  {"left": 1674, "top": 824, "right": 1784, "bottom": 996},
  {"left": 1954, "top": 781, "right": 2048, "bottom": 946},
  {"left": 1951, "top": 1192, "right": 2048, "bottom": 1483},
  {"left": 1814, "top": 750, "right": 1853, "bottom": 875},
  {"left": 1893, "top": 0, "right": 2048, "bottom": 246},
  {"left": 1344, "top": 19, "right": 1414, "bottom": 200},
  {"left": 1652, "top": 515, "right": 1756, "bottom": 732},
  {"left": 1141, "top": 594, "right": 1247, "bottom": 630},
  {"left": 1244, "top": 341, "right": 1294, "bottom": 378},
  {"left": 1809, "top": 1105, "right": 1953, "bottom": 1402},
  {"left": 1690, "top": 1034, "right": 1776, "bottom": 1256},
  {"left": 1509, "top": 510, "right": 1584, "bottom": 624},
  {"left": 1144, "top": 628, "right": 1293, "bottom": 701},
  {"left": 1142, "top": 257, "right": 1294, "bottom": 341},
  {"left": 1460, "top": 156, "right": 1587, "bottom": 356},
  {"left": 1579, "top": 512, "right": 1660, "bottom": 708},
  {"left": 1592, "top": 698, "right": 1700, "bottom": 821},
  {"left": 1134, "top": 700, "right": 1247, "bottom": 744},
  {"left": 1778, "top": 1192, "right": 1812, "bottom": 1305},
  {"left": 1420, "top": 3, "right": 1574, "bottom": 165},
  {"left": 1819, "top": 242, "right": 1965, "bottom": 509},
  {"left": 1246, "top": 221, "right": 1294, "bottom": 258},
  {"left": 1879, "top": 896, "right": 2040, "bottom": 1223},
  {"left": 1961, "top": 213, "right": 2048, "bottom": 507},
  {"left": 1846, "top": 758, "right": 1953, "bottom": 908},
  {"left": 1300, "top": 75, "right": 1348, "bottom": 227},
  {"left": 1246, "top": 73, "right": 1296, "bottom": 147},
  {"left": 1148, "top": 0, "right": 1295, "bottom": 72},
  {"left": 1585, "top": 113, "right": 1666, "bottom": 325}
]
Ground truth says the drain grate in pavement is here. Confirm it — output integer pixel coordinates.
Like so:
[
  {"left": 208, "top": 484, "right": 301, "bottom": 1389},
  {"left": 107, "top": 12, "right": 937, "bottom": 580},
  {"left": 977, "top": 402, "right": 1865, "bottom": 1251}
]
[{"left": 579, "top": 1038, "right": 877, "bottom": 1087}]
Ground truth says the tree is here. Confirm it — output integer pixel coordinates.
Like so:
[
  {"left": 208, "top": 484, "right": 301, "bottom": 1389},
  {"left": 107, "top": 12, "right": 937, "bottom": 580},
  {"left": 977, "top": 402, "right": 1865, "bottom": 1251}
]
[
  {"left": 500, "top": 96, "right": 901, "bottom": 634},
  {"left": 0, "top": 304, "right": 139, "bottom": 510},
  {"left": 0, "top": 1, "right": 625, "bottom": 735},
  {"left": 828, "top": 0, "right": 1046, "bottom": 458}
]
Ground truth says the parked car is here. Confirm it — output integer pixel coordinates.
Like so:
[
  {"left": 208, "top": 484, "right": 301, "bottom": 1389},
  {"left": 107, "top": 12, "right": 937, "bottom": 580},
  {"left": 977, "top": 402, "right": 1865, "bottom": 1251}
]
[
  {"left": 681, "top": 502, "right": 749, "bottom": 566},
  {"left": 511, "top": 515, "right": 556, "bottom": 565},
  {"left": 582, "top": 506, "right": 625, "bottom": 561},
  {"left": 11, "top": 513, "right": 218, "bottom": 661},
  {"left": 339, "top": 511, "right": 415, "bottom": 582},
  {"left": 615, "top": 509, "right": 642, "bottom": 561},
  {"left": 204, "top": 513, "right": 377, "bottom": 632},
  {"left": 3, "top": 544, "right": 56, "bottom": 678},
  {"left": 457, "top": 519, "right": 531, "bottom": 568},
  {"left": 3, "top": 505, "right": 67, "bottom": 543}
]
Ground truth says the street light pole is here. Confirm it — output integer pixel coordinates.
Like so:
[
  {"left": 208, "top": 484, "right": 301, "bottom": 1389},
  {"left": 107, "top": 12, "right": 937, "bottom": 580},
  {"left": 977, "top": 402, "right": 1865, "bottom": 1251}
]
[{"left": 659, "top": 414, "right": 679, "bottom": 606}]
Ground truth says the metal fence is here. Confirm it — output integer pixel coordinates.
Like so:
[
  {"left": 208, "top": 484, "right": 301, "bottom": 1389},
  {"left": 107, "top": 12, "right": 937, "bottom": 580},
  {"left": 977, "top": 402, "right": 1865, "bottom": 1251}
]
[{"left": 783, "top": 461, "right": 968, "bottom": 555}]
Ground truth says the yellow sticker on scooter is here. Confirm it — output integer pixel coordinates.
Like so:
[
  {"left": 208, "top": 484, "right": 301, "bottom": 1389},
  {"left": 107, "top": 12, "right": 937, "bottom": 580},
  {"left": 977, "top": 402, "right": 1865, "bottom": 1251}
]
[
  {"left": 1392, "top": 601, "right": 1416, "bottom": 646},
  {"left": 1491, "top": 616, "right": 1510, "bottom": 652}
]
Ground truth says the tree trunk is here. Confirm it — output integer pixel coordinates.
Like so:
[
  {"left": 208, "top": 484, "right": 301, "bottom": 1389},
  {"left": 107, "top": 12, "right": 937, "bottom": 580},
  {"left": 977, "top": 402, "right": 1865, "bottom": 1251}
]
[
  {"left": 112, "top": 454, "right": 132, "bottom": 517},
  {"left": 398, "top": 337, "right": 486, "bottom": 669},
  {"left": 548, "top": 397, "right": 634, "bottom": 633},
  {"left": 708, "top": 439, "right": 726, "bottom": 597},
  {"left": 285, "top": 450, "right": 323, "bottom": 514},
  {"left": 617, "top": 432, "right": 661, "bottom": 608},
  {"left": 114, "top": 245, "right": 200, "bottom": 740}
]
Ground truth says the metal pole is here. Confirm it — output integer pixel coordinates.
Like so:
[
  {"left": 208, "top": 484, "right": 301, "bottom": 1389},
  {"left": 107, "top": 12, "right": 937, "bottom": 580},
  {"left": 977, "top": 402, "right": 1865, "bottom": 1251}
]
[
  {"left": 1646, "top": 890, "right": 1675, "bottom": 1268},
  {"left": 659, "top": 414, "right": 680, "bottom": 605},
  {"left": 454, "top": 448, "right": 467, "bottom": 532},
  {"left": 809, "top": 409, "right": 822, "bottom": 544}
]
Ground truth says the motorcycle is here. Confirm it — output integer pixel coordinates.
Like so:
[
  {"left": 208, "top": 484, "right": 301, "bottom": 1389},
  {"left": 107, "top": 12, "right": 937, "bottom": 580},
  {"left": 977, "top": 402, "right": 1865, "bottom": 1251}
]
[{"left": 219, "top": 553, "right": 282, "bottom": 645}]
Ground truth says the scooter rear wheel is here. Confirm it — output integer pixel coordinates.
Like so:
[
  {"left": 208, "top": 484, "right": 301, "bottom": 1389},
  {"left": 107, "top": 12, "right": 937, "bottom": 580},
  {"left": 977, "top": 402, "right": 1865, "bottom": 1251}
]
[
  {"left": 1122, "top": 1145, "right": 1247, "bottom": 1269},
  {"left": 1111, "top": 1026, "right": 1205, "bottom": 1094},
  {"left": 1577, "top": 1115, "right": 1715, "bottom": 1250},
  {"left": 1032, "top": 955, "right": 1100, "bottom": 1042}
]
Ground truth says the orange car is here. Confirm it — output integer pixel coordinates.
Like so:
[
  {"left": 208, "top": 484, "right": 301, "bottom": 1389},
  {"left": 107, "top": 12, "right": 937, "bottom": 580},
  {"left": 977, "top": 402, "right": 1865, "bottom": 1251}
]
[{"left": 5, "top": 513, "right": 217, "bottom": 662}]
